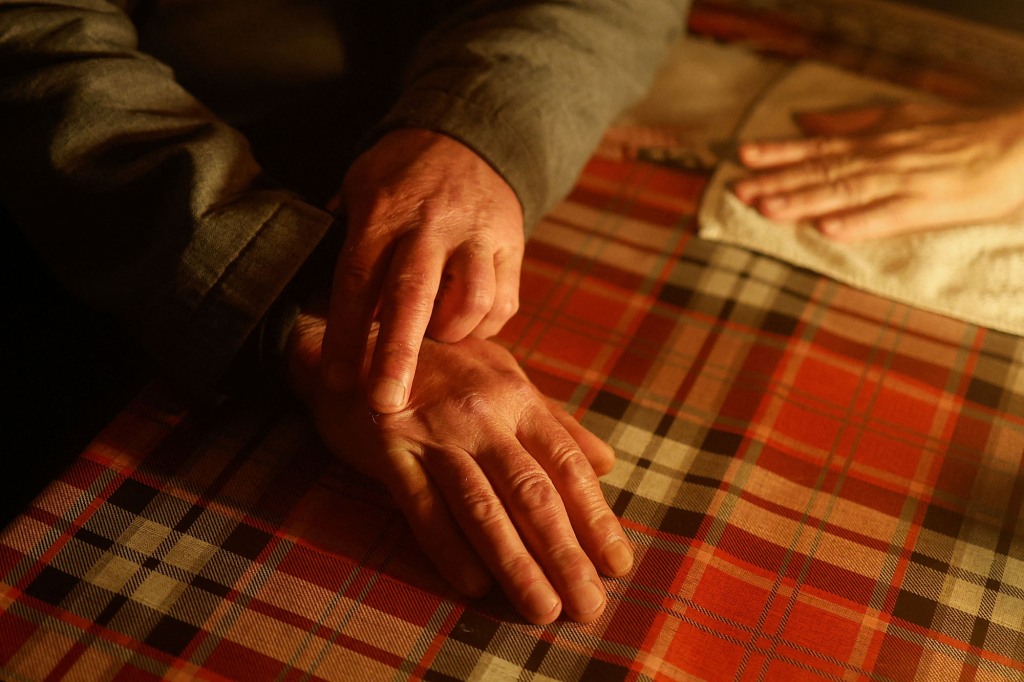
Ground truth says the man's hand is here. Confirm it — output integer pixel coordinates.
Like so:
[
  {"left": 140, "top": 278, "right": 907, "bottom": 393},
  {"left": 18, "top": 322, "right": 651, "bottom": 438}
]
[
  {"left": 733, "top": 102, "right": 1024, "bottom": 240},
  {"left": 289, "top": 313, "right": 633, "bottom": 625},
  {"left": 320, "top": 129, "right": 525, "bottom": 414}
]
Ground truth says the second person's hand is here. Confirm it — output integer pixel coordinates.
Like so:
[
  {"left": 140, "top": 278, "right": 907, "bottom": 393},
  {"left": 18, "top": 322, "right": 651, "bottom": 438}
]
[{"left": 733, "top": 101, "right": 1024, "bottom": 240}]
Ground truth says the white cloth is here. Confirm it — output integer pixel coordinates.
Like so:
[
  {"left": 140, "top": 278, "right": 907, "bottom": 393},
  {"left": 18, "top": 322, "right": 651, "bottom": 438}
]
[{"left": 698, "top": 61, "right": 1024, "bottom": 336}]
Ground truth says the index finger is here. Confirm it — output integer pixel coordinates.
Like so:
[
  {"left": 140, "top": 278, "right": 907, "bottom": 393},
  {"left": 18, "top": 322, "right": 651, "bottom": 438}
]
[
  {"left": 367, "top": 235, "right": 446, "bottom": 413},
  {"left": 739, "top": 135, "right": 855, "bottom": 169},
  {"left": 320, "top": 227, "right": 391, "bottom": 392}
]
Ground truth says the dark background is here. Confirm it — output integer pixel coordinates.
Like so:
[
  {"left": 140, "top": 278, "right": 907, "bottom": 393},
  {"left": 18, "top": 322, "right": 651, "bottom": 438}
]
[{"left": 901, "top": 0, "right": 1024, "bottom": 32}]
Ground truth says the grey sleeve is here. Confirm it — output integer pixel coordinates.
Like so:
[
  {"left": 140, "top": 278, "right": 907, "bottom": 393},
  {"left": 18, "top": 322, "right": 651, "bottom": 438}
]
[
  {"left": 0, "top": 0, "right": 335, "bottom": 395},
  {"left": 375, "top": 0, "right": 691, "bottom": 230}
]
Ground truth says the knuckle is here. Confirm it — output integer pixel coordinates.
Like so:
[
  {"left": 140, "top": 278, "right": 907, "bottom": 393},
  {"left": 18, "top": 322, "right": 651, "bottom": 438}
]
[
  {"left": 492, "top": 295, "right": 519, "bottom": 321},
  {"left": 748, "top": 177, "right": 775, "bottom": 195},
  {"left": 461, "top": 286, "right": 495, "bottom": 318},
  {"left": 552, "top": 445, "right": 594, "bottom": 485},
  {"left": 508, "top": 381, "right": 537, "bottom": 410},
  {"left": 452, "top": 391, "right": 495, "bottom": 418},
  {"left": 833, "top": 175, "right": 861, "bottom": 200},
  {"left": 808, "top": 158, "right": 836, "bottom": 183},
  {"left": 460, "top": 489, "right": 506, "bottom": 528},
  {"left": 389, "top": 273, "right": 438, "bottom": 313},
  {"left": 507, "top": 470, "right": 560, "bottom": 513},
  {"left": 336, "top": 262, "right": 374, "bottom": 292},
  {"left": 392, "top": 270, "right": 436, "bottom": 299},
  {"left": 415, "top": 198, "right": 449, "bottom": 227},
  {"left": 406, "top": 482, "right": 435, "bottom": 508},
  {"left": 363, "top": 187, "right": 409, "bottom": 220},
  {"left": 544, "top": 542, "right": 588, "bottom": 571},
  {"left": 496, "top": 553, "right": 538, "bottom": 580},
  {"left": 348, "top": 196, "right": 406, "bottom": 239},
  {"left": 450, "top": 377, "right": 526, "bottom": 417}
]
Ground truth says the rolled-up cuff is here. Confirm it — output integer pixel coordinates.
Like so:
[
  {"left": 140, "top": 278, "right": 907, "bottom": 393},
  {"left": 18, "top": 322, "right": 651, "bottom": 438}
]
[{"left": 151, "top": 197, "right": 335, "bottom": 399}]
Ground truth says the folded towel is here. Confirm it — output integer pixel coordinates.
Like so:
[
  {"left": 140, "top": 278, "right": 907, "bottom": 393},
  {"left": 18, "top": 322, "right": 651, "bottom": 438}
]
[{"left": 698, "top": 61, "right": 1024, "bottom": 336}]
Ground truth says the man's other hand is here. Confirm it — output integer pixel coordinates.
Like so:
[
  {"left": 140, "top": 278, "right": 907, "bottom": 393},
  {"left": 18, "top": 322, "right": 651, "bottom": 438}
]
[{"left": 289, "top": 313, "right": 633, "bottom": 625}]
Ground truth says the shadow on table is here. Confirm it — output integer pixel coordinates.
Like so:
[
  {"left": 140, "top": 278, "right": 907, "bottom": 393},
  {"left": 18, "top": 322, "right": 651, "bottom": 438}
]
[{"left": 1, "top": 207, "right": 152, "bottom": 526}]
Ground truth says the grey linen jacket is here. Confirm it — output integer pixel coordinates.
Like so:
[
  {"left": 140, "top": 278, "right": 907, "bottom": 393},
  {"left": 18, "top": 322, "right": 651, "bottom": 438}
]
[{"left": 0, "top": 0, "right": 688, "bottom": 396}]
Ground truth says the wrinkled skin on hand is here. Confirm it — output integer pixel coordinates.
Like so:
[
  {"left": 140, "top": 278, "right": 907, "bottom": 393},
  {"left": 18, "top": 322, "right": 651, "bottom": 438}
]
[
  {"left": 733, "top": 101, "right": 1024, "bottom": 240},
  {"left": 289, "top": 314, "right": 633, "bottom": 625},
  {"left": 320, "top": 129, "right": 525, "bottom": 415}
]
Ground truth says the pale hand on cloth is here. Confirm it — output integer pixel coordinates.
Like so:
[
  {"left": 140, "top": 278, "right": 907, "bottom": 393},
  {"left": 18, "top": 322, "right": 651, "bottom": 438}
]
[{"left": 698, "top": 61, "right": 1024, "bottom": 336}]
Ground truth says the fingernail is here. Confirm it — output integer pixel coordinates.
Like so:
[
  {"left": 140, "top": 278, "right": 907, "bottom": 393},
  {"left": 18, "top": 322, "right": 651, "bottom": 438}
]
[
  {"left": 522, "top": 583, "right": 560, "bottom": 622},
  {"left": 372, "top": 379, "right": 407, "bottom": 411},
  {"left": 602, "top": 538, "right": 634, "bottom": 577},
  {"left": 763, "top": 196, "right": 786, "bottom": 212},
  {"left": 567, "top": 581, "right": 605, "bottom": 621}
]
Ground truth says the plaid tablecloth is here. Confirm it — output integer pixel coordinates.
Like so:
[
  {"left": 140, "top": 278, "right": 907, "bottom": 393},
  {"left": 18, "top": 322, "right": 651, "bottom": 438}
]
[
  {"left": 3, "top": 155, "right": 1023, "bottom": 681},
  {"left": 4, "top": 4, "right": 1024, "bottom": 679}
]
